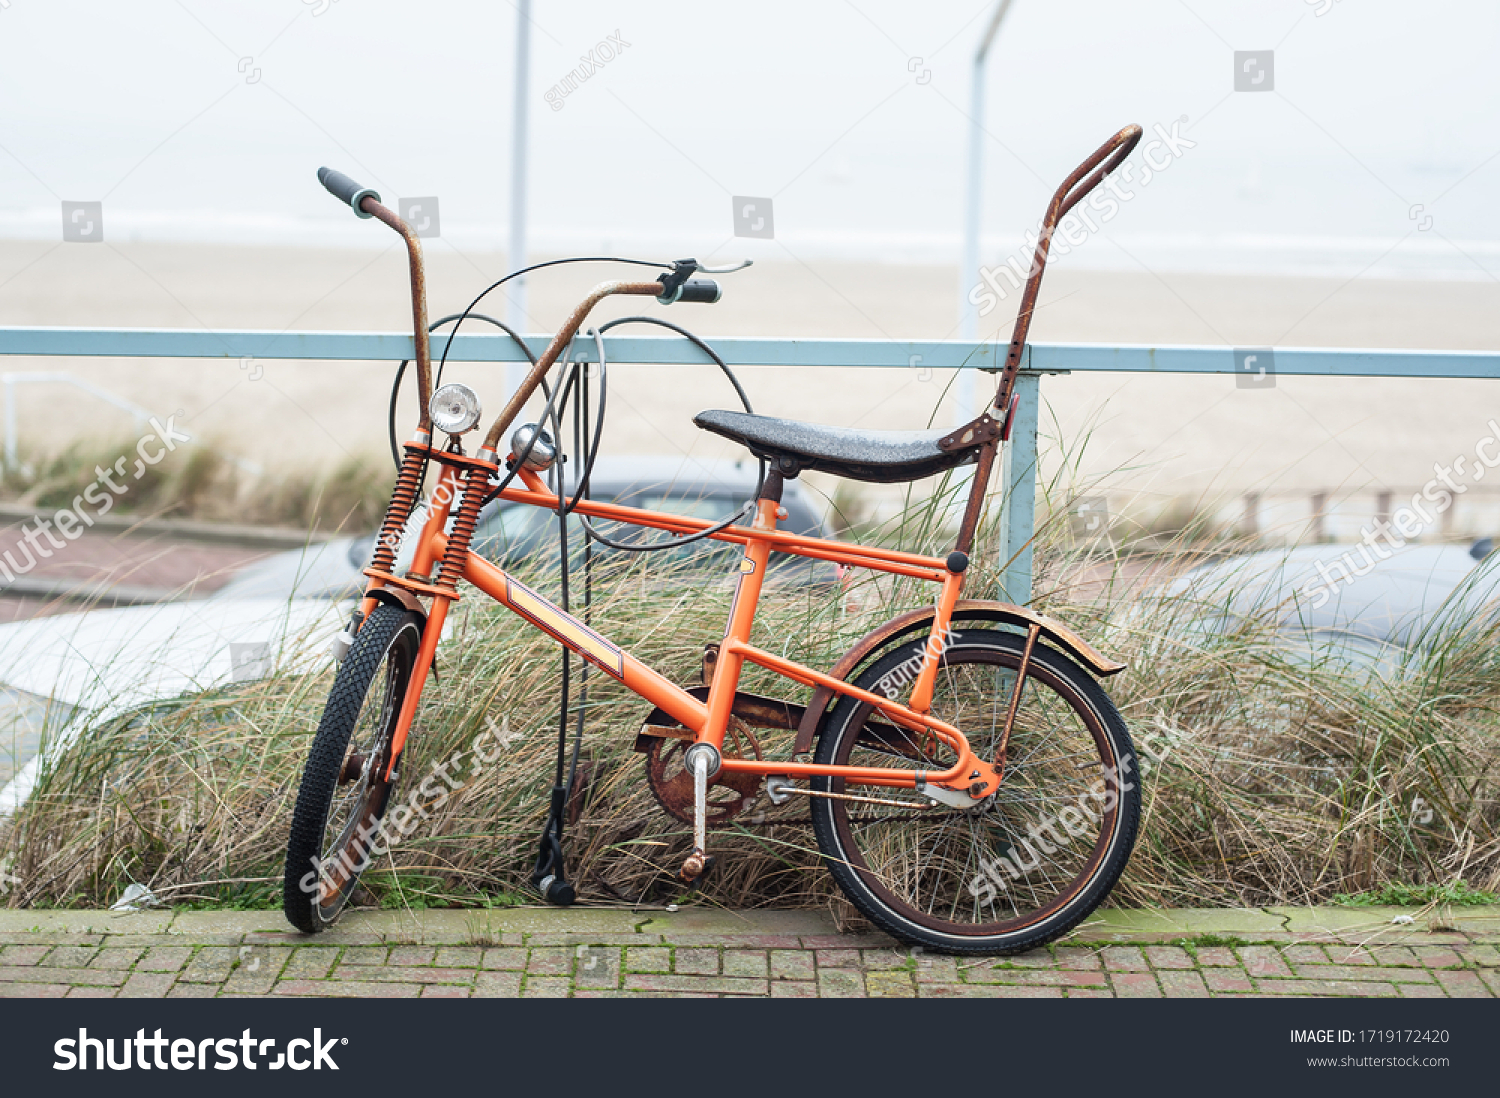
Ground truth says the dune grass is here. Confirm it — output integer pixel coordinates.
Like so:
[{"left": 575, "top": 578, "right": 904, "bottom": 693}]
[{"left": 1, "top": 467, "right": 1496, "bottom": 918}]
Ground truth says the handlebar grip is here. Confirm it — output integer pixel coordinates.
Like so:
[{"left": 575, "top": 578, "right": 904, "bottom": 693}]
[
  {"left": 677, "top": 279, "right": 721, "bottom": 304},
  {"left": 317, "top": 166, "right": 381, "bottom": 219}
]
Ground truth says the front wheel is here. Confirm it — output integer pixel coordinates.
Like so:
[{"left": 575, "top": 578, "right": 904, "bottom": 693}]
[
  {"left": 283, "top": 604, "right": 423, "bottom": 933},
  {"left": 811, "top": 629, "right": 1139, "bottom": 955}
]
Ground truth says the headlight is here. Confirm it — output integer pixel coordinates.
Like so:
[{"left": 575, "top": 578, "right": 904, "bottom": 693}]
[{"left": 429, "top": 383, "right": 482, "bottom": 435}]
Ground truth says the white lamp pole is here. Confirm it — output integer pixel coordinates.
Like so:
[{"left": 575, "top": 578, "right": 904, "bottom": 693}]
[
  {"left": 507, "top": 0, "right": 532, "bottom": 395},
  {"left": 957, "top": 0, "right": 1015, "bottom": 420}
]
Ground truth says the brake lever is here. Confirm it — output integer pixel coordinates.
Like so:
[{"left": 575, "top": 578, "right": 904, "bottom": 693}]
[{"left": 694, "top": 259, "right": 753, "bottom": 274}]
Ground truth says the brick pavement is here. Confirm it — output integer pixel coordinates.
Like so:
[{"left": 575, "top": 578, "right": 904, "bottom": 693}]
[{"left": 0, "top": 906, "right": 1494, "bottom": 999}]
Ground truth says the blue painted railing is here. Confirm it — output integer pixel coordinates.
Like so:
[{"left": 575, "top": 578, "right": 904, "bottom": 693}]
[{"left": 4, "top": 326, "right": 1497, "bottom": 602}]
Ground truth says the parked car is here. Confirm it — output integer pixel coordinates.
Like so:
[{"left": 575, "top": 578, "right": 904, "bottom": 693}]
[{"left": 1152, "top": 539, "right": 1499, "bottom": 673}]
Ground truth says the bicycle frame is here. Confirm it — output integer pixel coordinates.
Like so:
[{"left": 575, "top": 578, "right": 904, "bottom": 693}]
[{"left": 362, "top": 451, "right": 1001, "bottom": 800}]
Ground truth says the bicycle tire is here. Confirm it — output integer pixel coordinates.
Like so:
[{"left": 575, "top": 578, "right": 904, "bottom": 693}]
[
  {"left": 283, "top": 604, "right": 423, "bottom": 933},
  {"left": 811, "top": 629, "right": 1139, "bottom": 955}
]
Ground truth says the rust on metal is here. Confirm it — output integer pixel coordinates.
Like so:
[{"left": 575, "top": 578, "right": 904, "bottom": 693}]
[
  {"left": 944, "top": 124, "right": 1144, "bottom": 556},
  {"left": 996, "top": 621, "right": 1041, "bottom": 780},
  {"left": 361, "top": 197, "right": 434, "bottom": 432},
  {"left": 479, "top": 280, "right": 664, "bottom": 454},
  {"left": 792, "top": 599, "right": 1127, "bottom": 755}
]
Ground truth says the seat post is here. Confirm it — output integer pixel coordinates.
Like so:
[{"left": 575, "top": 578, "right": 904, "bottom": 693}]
[{"left": 954, "top": 439, "right": 999, "bottom": 556}]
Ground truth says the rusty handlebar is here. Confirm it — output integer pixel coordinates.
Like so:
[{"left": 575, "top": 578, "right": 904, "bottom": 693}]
[{"left": 990, "top": 123, "right": 1143, "bottom": 415}]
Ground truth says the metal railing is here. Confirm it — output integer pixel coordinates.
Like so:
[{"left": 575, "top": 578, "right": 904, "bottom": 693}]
[{"left": 2, "top": 325, "right": 1497, "bottom": 602}]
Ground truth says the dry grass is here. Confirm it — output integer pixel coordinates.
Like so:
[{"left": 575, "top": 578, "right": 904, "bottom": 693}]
[
  {"left": 4, "top": 435, "right": 388, "bottom": 533},
  {"left": 1, "top": 468, "right": 1497, "bottom": 914}
]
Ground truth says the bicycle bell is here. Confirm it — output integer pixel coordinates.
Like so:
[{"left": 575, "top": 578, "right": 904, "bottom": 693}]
[{"left": 510, "top": 422, "right": 557, "bottom": 470}]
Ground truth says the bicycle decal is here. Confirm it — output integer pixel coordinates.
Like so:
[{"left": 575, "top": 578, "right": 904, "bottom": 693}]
[{"left": 504, "top": 574, "right": 625, "bottom": 678}]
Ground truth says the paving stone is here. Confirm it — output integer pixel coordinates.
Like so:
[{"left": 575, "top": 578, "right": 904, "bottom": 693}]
[
  {"left": 770, "top": 950, "right": 815, "bottom": 981},
  {"left": 921, "top": 983, "right": 1061, "bottom": 998},
  {"left": 1251, "top": 979, "right": 1398, "bottom": 997},
  {"left": 1194, "top": 946, "right": 1238, "bottom": 967},
  {"left": 1204, "top": 970, "right": 1254, "bottom": 994},
  {"left": 179, "top": 947, "right": 239, "bottom": 983},
  {"left": 912, "top": 956, "right": 960, "bottom": 983},
  {"left": 1237, "top": 946, "right": 1292, "bottom": 978},
  {"left": 339, "top": 946, "right": 390, "bottom": 966},
  {"left": 1289, "top": 964, "right": 1433, "bottom": 984},
  {"left": 1397, "top": 983, "right": 1448, "bottom": 998},
  {"left": 119, "top": 972, "right": 176, "bottom": 998},
  {"left": 1112, "top": 973, "right": 1162, "bottom": 998},
  {"left": 482, "top": 947, "right": 528, "bottom": 971},
  {"left": 865, "top": 971, "right": 915, "bottom": 998},
  {"left": 388, "top": 946, "right": 437, "bottom": 966},
  {"left": 1159, "top": 971, "right": 1210, "bottom": 998},
  {"left": 420, "top": 985, "right": 471, "bottom": 998},
  {"left": 1281, "top": 945, "right": 1329, "bottom": 964},
  {"left": 814, "top": 949, "right": 860, "bottom": 968},
  {"left": 674, "top": 948, "right": 719, "bottom": 976},
  {"left": 1433, "top": 970, "right": 1492, "bottom": 998},
  {"left": 434, "top": 946, "right": 484, "bottom": 968},
  {"left": 276, "top": 980, "right": 421, "bottom": 998},
  {"left": 861, "top": 948, "right": 913, "bottom": 971},
  {"left": 66, "top": 986, "right": 119, "bottom": 998},
  {"left": 1145, "top": 946, "right": 1195, "bottom": 970},
  {"left": 1476, "top": 968, "right": 1500, "bottom": 997},
  {"left": 41, "top": 946, "right": 99, "bottom": 968},
  {"left": 1101, "top": 946, "right": 1149, "bottom": 972},
  {"left": 968, "top": 969, "right": 1107, "bottom": 988},
  {"left": 770, "top": 980, "right": 819, "bottom": 998},
  {"left": 332, "top": 965, "right": 474, "bottom": 985},
  {"left": 0, "top": 982, "right": 68, "bottom": 997},
  {"left": 474, "top": 971, "right": 523, "bottom": 997},
  {"left": 624, "top": 974, "right": 769, "bottom": 996},
  {"left": 526, "top": 947, "right": 573, "bottom": 976},
  {"left": 723, "top": 950, "right": 769, "bottom": 979},
  {"left": 816, "top": 969, "right": 864, "bottom": 998},
  {"left": 0, "top": 965, "right": 123, "bottom": 987},
  {"left": 0, "top": 945, "right": 50, "bottom": 965},
  {"left": 167, "top": 984, "right": 219, "bottom": 998},
  {"left": 625, "top": 947, "right": 672, "bottom": 973},
  {"left": 1453, "top": 944, "right": 1500, "bottom": 967},
  {"left": 1053, "top": 947, "right": 1103, "bottom": 970},
  {"left": 137, "top": 946, "right": 193, "bottom": 973},
  {"left": 282, "top": 948, "right": 338, "bottom": 980},
  {"left": 1413, "top": 946, "right": 1464, "bottom": 969},
  {"left": 89, "top": 947, "right": 145, "bottom": 970}
]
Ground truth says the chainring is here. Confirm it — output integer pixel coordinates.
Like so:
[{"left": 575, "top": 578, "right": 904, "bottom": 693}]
[{"left": 644, "top": 718, "right": 763, "bottom": 828}]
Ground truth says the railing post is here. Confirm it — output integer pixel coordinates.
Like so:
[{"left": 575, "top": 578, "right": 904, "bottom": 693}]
[
  {"left": 996, "top": 370, "right": 1039, "bottom": 605},
  {"left": 3, "top": 374, "right": 14, "bottom": 471}
]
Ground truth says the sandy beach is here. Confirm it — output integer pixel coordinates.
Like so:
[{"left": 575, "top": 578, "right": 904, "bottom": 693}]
[{"left": 1, "top": 239, "right": 1497, "bottom": 537}]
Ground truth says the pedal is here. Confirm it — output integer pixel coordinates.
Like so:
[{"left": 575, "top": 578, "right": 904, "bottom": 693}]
[{"left": 677, "top": 853, "right": 717, "bottom": 890}]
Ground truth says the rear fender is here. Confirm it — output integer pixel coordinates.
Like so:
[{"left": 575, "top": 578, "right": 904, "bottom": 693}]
[{"left": 792, "top": 600, "right": 1125, "bottom": 754}]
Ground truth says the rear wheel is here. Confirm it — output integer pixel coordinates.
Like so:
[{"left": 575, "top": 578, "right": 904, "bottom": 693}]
[
  {"left": 811, "top": 630, "right": 1139, "bottom": 954},
  {"left": 283, "top": 604, "right": 423, "bottom": 933}
]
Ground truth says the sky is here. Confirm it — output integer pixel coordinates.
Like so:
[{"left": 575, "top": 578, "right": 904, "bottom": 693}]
[{"left": 1, "top": 0, "right": 1499, "bottom": 280}]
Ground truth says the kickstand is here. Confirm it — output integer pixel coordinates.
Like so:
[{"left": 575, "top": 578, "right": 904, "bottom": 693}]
[{"left": 530, "top": 784, "right": 576, "bottom": 906}]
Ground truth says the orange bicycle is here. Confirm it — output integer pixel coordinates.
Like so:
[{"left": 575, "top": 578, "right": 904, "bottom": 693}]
[{"left": 283, "top": 124, "right": 1145, "bottom": 954}]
